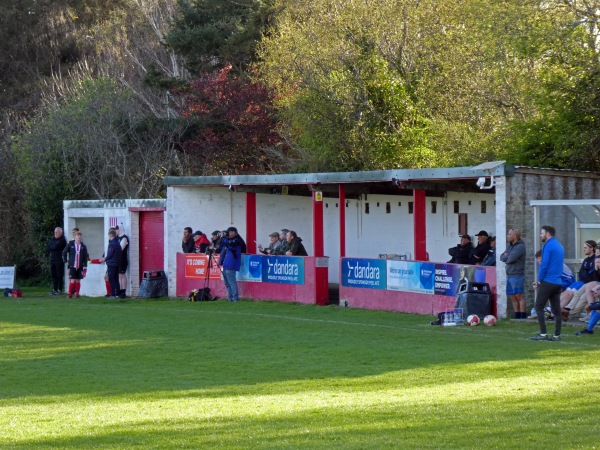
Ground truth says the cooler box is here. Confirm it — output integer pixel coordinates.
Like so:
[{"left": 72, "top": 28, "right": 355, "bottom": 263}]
[{"left": 455, "top": 282, "right": 492, "bottom": 320}]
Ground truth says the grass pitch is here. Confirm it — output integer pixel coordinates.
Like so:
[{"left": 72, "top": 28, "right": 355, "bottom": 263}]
[{"left": 1, "top": 289, "right": 599, "bottom": 449}]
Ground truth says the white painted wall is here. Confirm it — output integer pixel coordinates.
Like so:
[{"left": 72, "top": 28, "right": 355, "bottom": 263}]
[{"left": 165, "top": 186, "right": 497, "bottom": 289}]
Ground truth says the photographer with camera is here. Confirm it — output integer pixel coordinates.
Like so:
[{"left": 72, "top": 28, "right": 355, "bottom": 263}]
[{"left": 221, "top": 226, "right": 244, "bottom": 302}]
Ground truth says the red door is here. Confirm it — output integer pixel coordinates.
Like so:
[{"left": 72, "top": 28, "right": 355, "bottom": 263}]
[{"left": 139, "top": 211, "right": 165, "bottom": 282}]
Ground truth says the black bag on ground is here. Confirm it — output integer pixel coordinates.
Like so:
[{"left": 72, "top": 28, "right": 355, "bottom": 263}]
[{"left": 188, "top": 288, "right": 216, "bottom": 302}]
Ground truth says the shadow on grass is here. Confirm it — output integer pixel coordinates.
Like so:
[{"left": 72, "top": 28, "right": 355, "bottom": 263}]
[{"left": 0, "top": 296, "right": 598, "bottom": 403}]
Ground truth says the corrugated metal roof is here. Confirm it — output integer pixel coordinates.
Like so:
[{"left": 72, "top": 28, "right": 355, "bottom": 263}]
[{"left": 164, "top": 163, "right": 513, "bottom": 187}]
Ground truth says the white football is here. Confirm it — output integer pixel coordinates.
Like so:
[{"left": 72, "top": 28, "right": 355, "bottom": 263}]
[
  {"left": 466, "top": 314, "right": 480, "bottom": 326},
  {"left": 483, "top": 315, "right": 497, "bottom": 326}
]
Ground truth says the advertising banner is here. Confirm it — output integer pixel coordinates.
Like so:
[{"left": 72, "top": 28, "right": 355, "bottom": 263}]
[
  {"left": 434, "top": 264, "right": 487, "bottom": 296},
  {"left": 0, "top": 266, "right": 15, "bottom": 289},
  {"left": 238, "top": 255, "right": 263, "bottom": 282},
  {"left": 184, "top": 254, "right": 221, "bottom": 280},
  {"left": 262, "top": 256, "right": 305, "bottom": 284},
  {"left": 341, "top": 258, "right": 387, "bottom": 289},
  {"left": 387, "top": 261, "right": 435, "bottom": 294}
]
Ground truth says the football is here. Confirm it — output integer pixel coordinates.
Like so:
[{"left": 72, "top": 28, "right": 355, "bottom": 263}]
[
  {"left": 483, "top": 315, "right": 497, "bottom": 326},
  {"left": 466, "top": 314, "right": 480, "bottom": 326}
]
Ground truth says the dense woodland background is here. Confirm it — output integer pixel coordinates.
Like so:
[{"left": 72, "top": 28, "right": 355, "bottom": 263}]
[{"left": 1, "top": 0, "right": 600, "bottom": 278}]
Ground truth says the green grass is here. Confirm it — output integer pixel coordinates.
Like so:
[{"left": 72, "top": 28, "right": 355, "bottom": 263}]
[{"left": 1, "top": 289, "right": 599, "bottom": 449}]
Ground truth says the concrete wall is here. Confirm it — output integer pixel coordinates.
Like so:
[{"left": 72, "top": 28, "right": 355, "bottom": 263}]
[{"left": 502, "top": 169, "right": 600, "bottom": 316}]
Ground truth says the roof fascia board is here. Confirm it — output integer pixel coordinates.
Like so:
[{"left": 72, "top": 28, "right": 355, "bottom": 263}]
[{"left": 164, "top": 165, "right": 509, "bottom": 187}]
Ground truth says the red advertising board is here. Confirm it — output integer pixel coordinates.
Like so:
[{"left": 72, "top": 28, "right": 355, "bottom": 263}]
[{"left": 184, "top": 254, "right": 221, "bottom": 280}]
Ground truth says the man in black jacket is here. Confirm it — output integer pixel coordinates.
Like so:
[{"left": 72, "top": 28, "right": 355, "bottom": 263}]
[
  {"left": 285, "top": 230, "right": 308, "bottom": 256},
  {"left": 471, "top": 230, "right": 491, "bottom": 265},
  {"left": 448, "top": 235, "right": 473, "bottom": 264},
  {"left": 47, "top": 227, "right": 67, "bottom": 295}
]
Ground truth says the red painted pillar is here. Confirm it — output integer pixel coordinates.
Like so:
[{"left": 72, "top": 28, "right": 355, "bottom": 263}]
[
  {"left": 312, "top": 190, "right": 328, "bottom": 305},
  {"left": 312, "top": 191, "right": 324, "bottom": 257},
  {"left": 339, "top": 184, "right": 346, "bottom": 258},
  {"left": 413, "top": 189, "right": 427, "bottom": 261},
  {"left": 245, "top": 192, "right": 256, "bottom": 254}
]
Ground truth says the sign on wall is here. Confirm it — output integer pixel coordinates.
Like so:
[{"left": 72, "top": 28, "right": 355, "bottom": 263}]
[
  {"left": 0, "top": 266, "right": 15, "bottom": 289},
  {"left": 341, "top": 258, "right": 488, "bottom": 297},
  {"left": 342, "top": 258, "right": 387, "bottom": 289},
  {"left": 387, "top": 260, "right": 435, "bottom": 294},
  {"left": 262, "top": 256, "right": 305, "bottom": 284},
  {"left": 184, "top": 254, "right": 221, "bottom": 280},
  {"left": 238, "top": 255, "right": 263, "bottom": 282}
]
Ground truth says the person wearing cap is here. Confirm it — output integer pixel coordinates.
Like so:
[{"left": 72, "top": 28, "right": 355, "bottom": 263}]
[
  {"left": 471, "top": 230, "right": 491, "bottom": 265},
  {"left": 221, "top": 226, "right": 244, "bottom": 301},
  {"left": 273, "top": 229, "right": 290, "bottom": 255},
  {"left": 448, "top": 235, "right": 473, "bottom": 264},
  {"left": 182, "top": 227, "right": 195, "bottom": 253},
  {"left": 206, "top": 230, "right": 222, "bottom": 254},
  {"left": 192, "top": 230, "right": 211, "bottom": 253},
  {"left": 258, "top": 232, "right": 283, "bottom": 255},
  {"left": 482, "top": 236, "right": 496, "bottom": 266},
  {"left": 500, "top": 228, "right": 527, "bottom": 319}
]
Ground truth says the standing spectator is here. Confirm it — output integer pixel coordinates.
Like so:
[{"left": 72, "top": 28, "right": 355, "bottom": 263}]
[
  {"left": 448, "top": 235, "right": 473, "bottom": 264},
  {"left": 471, "top": 231, "right": 491, "bottom": 265},
  {"left": 102, "top": 229, "right": 122, "bottom": 299},
  {"left": 192, "top": 230, "right": 211, "bottom": 253},
  {"left": 115, "top": 225, "right": 129, "bottom": 299},
  {"left": 272, "top": 229, "right": 290, "bottom": 255},
  {"left": 221, "top": 226, "right": 243, "bottom": 301},
  {"left": 500, "top": 229, "right": 526, "bottom": 319},
  {"left": 285, "top": 230, "right": 308, "bottom": 256},
  {"left": 482, "top": 236, "right": 497, "bottom": 266},
  {"left": 206, "top": 230, "right": 222, "bottom": 255},
  {"left": 63, "top": 231, "right": 89, "bottom": 299},
  {"left": 182, "top": 227, "right": 195, "bottom": 253},
  {"left": 530, "top": 225, "right": 565, "bottom": 341},
  {"left": 258, "top": 232, "right": 282, "bottom": 255},
  {"left": 47, "top": 227, "right": 67, "bottom": 295}
]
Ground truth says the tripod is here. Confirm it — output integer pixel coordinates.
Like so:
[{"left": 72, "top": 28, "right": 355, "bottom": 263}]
[{"left": 201, "top": 250, "right": 222, "bottom": 301}]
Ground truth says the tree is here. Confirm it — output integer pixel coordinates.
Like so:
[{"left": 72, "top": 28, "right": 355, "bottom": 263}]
[
  {"left": 176, "top": 65, "right": 292, "bottom": 174},
  {"left": 166, "top": 0, "right": 275, "bottom": 74}
]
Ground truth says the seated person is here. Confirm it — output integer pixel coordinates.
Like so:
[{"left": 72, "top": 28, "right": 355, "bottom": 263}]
[
  {"left": 471, "top": 231, "right": 491, "bottom": 265},
  {"left": 285, "top": 230, "right": 308, "bottom": 256},
  {"left": 569, "top": 259, "right": 600, "bottom": 321},
  {"left": 482, "top": 236, "right": 496, "bottom": 266},
  {"left": 560, "top": 240, "right": 596, "bottom": 303},
  {"left": 575, "top": 301, "right": 600, "bottom": 335},
  {"left": 448, "top": 235, "right": 473, "bottom": 264},
  {"left": 258, "top": 232, "right": 282, "bottom": 255}
]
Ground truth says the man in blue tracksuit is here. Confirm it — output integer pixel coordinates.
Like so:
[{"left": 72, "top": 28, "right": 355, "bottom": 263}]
[
  {"left": 531, "top": 225, "right": 565, "bottom": 341},
  {"left": 221, "top": 226, "right": 243, "bottom": 302}
]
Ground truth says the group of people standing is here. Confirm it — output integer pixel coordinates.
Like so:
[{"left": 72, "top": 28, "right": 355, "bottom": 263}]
[
  {"left": 46, "top": 225, "right": 129, "bottom": 299},
  {"left": 258, "top": 229, "right": 308, "bottom": 256}
]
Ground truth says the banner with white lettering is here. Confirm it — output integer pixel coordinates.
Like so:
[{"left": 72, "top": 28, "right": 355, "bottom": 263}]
[
  {"left": 262, "top": 255, "right": 305, "bottom": 284},
  {"left": 341, "top": 258, "right": 387, "bottom": 289},
  {"left": 184, "top": 254, "right": 221, "bottom": 280},
  {"left": 433, "top": 264, "right": 487, "bottom": 295},
  {"left": 387, "top": 261, "right": 435, "bottom": 294},
  {"left": 0, "top": 266, "right": 15, "bottom": 289}
]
